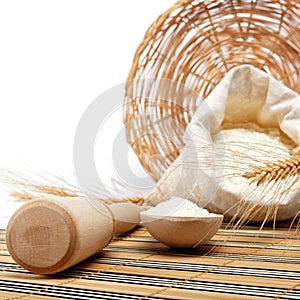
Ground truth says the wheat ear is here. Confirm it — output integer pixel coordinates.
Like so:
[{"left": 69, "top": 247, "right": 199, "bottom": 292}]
[{"left": 243, "top": 153, "right": 300, "bottom": 186}]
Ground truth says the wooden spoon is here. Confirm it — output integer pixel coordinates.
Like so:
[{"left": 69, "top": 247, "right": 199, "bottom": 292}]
[{"left": 141, "top": 211, "right": 223, "bottom": 248}]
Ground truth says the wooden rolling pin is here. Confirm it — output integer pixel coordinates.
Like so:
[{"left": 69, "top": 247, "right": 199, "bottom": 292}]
[{"left": 6, "top": 197, "right": 143, "bottom": 274}]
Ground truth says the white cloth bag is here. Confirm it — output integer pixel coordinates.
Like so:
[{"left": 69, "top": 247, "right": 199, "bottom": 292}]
[{"left": 146, "top": 65, "right": 300, "bottom": 222}]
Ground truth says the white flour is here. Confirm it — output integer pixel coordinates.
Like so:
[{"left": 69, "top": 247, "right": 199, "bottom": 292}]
[
  {"left": 143, "top": 196, "right": 220, "bottom": 217},
  {"left": 213, "top": 124, "right": 296, "bottom": 205}
]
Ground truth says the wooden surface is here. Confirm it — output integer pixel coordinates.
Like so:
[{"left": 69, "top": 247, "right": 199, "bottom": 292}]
[{"left": 0, "top": 221, "right": 300, "bottom": 300}]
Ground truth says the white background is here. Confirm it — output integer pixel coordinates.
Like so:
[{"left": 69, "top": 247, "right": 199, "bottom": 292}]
[{"left": 0, "top": 0, "right": 175, "bottom": 227}]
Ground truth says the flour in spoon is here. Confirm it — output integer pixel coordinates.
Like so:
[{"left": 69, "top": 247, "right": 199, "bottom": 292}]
[{"left": 144, "top": 197, "right": 220, "bottom": 217}]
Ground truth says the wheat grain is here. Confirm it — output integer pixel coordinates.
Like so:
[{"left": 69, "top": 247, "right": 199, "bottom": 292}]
[{"left": 243, "top": 153, "right": 300, "bottom": 186}]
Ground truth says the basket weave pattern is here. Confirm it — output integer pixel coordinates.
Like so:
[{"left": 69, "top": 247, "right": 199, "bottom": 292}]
[{"left": 124, "top": 0, "right": 300, "bottom": 181}]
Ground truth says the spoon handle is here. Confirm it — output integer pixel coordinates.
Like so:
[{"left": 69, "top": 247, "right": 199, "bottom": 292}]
[{"left": 6, "top": 197, "right": 115, "bottom": 274}]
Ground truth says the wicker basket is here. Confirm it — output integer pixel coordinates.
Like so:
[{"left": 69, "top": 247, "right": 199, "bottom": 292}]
[{"left": 124, "top": 0, "right": 300, "bottom": 182}]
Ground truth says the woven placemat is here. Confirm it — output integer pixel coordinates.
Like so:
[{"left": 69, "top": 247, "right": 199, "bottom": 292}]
[{"left": 0, "top": 221, "right": 299, "bottom": 300}]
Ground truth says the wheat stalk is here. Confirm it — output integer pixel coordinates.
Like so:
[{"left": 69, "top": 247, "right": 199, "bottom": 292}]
[
  {"left": 243, "top": 153, "right": 300, "bottom": 186},
  {"left": 10, "top": 185, "right": 145, "bottom": 205}
]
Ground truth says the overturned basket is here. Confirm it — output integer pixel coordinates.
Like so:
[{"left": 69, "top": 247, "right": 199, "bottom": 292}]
[{"left": 124, "top": 0, "right": 300, "bottom": 182}]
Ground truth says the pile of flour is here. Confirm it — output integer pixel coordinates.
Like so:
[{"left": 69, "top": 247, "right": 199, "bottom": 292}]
[
  {"left": 143, "top": 196, "right": 220, "bottom": 217},
  {"left": 213, "top": 124, "right": 296, "bottom": 204}
]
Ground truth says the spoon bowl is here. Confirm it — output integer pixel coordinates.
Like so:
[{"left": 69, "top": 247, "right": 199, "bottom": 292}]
[{"left": 141, "top": 212, "right": 223, "bottom": 248}]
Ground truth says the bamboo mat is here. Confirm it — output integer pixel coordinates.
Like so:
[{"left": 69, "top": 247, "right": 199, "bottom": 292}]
[{"left": 0, "top": 221, "right": 299, "bottom": 300}]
